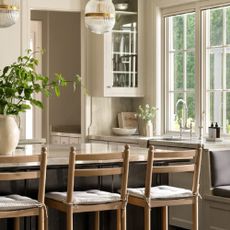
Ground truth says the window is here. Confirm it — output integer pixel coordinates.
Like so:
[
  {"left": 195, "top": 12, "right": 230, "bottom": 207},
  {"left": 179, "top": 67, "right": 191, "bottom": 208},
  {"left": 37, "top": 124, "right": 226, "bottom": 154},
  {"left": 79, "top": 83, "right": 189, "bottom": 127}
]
[
  {"left": 164, "top": 4, "right": 230, "bottom": 136},
  {"left": 165, "top": 12, "right": 196, "bottom": 132},
  {"left": 204, "top": 6, "right": 230, "bottom": 134}
]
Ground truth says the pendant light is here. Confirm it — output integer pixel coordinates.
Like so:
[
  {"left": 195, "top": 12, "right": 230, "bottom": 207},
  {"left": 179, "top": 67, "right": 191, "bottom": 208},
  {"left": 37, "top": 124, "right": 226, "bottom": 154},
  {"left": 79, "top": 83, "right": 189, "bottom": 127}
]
[
  {"left": 85, "top": 0, "right": 115, "bottom": 34},
  {"left": 0, "top": 0, "right": 20, "bottom": 28}
]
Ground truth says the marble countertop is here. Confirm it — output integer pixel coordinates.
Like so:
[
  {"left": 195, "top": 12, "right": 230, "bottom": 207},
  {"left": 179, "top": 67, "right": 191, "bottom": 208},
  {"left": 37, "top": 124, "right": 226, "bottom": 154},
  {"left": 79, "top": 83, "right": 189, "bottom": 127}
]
[
  {"left": 88, "top": 134, "right": 230, "bottom": 150},
  {"left": 149, "top": 136, "right": 230, "bottom": 150},
  {"left": 5, "top": 143, "right": 150, "bottom": 167},
  {"left": 1, "top": 143, "right": 185, "bottom": 168},
  {"left": 88, "top": 134, "right": 152, "bottom": 147}
]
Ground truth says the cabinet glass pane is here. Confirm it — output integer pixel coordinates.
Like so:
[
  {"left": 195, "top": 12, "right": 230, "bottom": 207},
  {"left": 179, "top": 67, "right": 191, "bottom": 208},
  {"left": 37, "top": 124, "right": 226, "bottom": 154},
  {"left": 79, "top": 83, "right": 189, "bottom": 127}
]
[{"left": 112, "top": 10, "right": 138, "bottom": 88}]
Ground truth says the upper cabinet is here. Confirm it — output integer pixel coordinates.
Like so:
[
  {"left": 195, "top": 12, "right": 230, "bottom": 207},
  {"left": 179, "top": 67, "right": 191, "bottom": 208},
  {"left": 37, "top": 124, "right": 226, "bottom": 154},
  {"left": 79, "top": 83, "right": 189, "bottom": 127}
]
[{"left": 87, "top": 0, "right": 144, "bottom": 97}]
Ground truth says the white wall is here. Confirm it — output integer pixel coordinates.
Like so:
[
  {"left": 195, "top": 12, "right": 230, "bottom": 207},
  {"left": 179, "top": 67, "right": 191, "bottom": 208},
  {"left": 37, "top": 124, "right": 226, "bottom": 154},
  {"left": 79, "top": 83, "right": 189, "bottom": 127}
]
[
  {"left": 30, "top": 0, "right": 82, "bottom": 11},
  {"left": 156, "top": 0, "right": 199, "bottom": 8},
  {"left": 0, "top": 25, "right": 21, "bottom": 69}
]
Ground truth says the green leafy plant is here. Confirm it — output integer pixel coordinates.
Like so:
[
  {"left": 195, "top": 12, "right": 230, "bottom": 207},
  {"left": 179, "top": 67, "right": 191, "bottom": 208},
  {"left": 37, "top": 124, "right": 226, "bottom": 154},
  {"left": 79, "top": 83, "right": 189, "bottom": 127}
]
[
  {"left": 137, "top": 104, "right": 157, "bottom": 122},
  {"left": 0, "top": 49, "right": 81, "bottom": 115}
]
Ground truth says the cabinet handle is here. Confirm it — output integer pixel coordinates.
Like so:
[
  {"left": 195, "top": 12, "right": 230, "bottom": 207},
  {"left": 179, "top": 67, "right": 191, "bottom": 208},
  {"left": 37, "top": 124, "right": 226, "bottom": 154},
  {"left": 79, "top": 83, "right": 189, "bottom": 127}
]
[{"left": 107, "top": 86, "right": 112, "bottom": 88}]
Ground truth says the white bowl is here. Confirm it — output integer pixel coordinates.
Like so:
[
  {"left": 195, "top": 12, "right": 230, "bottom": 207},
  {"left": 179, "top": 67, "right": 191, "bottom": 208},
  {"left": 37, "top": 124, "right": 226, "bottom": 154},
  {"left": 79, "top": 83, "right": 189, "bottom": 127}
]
[
  {"left": 115, "top": 3, "right": 129, "bottom": 11},
  {"left": 112, "top": 128, "right": 137, "bottom": 136}
]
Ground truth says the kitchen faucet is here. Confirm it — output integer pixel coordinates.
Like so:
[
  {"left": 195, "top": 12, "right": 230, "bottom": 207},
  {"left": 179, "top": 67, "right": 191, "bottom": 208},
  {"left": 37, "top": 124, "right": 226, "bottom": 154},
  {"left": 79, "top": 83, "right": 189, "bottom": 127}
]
[{"left": 175, "top": 99, "right": 192, "bottom": 138}]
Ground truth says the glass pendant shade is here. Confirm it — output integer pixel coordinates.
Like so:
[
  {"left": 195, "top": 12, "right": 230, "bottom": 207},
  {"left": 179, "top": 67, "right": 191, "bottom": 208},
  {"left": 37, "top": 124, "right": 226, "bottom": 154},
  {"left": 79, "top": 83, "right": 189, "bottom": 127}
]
[
  {"left": 0, "top": 0, "right": 20, "bottom": 28},
  {"left": 85, "top": 0, "right": 115, "bottom": 34}
]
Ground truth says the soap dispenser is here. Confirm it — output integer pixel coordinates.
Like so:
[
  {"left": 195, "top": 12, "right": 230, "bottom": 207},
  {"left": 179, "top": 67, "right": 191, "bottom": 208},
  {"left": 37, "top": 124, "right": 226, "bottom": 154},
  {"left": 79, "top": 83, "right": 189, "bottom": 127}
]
[
  {"left": 215, "top": 122, "right": 220, "bottom": 138},
  {"left": 208, "top": 122, "right": 216, "bottom": 139}
]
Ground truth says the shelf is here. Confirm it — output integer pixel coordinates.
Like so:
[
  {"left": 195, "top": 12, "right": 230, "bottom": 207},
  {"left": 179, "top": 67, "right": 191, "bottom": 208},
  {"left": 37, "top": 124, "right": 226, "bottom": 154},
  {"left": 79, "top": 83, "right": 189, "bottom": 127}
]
[
  {"left": 113, "top": 30, "right": 137, "bottom": 34},
  {"left": 113, "top": 52, "right": 137, "bottom": 55},
  {"left": 115, "top": 11, "right": 137, "bottom": 15},
  {"left": 113, "top": 71, "right": 137, "bottom": 74}
]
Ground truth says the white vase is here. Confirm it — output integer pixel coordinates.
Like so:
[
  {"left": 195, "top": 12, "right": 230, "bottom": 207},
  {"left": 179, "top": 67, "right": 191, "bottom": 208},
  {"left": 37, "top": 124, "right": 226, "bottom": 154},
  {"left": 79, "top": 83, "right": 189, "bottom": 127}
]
[
  {"left": 145, "top": 120, "right": 153, "bottom": 137},
  {"left": 0, "top": 115, "right": 20, "bottom": 155}
]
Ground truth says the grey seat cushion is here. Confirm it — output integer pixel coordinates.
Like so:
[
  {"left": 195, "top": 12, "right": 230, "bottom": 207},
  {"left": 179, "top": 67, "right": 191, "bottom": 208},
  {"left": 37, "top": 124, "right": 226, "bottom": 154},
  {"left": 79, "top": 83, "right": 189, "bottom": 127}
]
[
  {"left": 213, "top": 186, "right": 230, "bottom": 198},
  {"left": 0, "top": 194, "right": 41, "bottom": 211},
  {"left": 210, "top": 150, "right": 230, "bottom": 187},
  {"left": 127, "top": 185, "right": 193, "bottom": 200},
  {"left": 46, "top": 189, "right": 121, "bottom": 205}
]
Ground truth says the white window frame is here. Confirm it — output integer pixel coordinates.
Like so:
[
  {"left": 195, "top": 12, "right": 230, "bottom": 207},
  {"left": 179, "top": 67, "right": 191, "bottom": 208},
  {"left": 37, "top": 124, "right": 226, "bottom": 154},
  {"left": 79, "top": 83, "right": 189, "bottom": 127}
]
[
  {"left": 161, "top": 0, "right": 230, "bottom": 138},
  {"left": 163, "top": 7, "right": 200, "bottom": 137},
  {"left": 203, "top": 5, "right": 230, "bottom": 135}
]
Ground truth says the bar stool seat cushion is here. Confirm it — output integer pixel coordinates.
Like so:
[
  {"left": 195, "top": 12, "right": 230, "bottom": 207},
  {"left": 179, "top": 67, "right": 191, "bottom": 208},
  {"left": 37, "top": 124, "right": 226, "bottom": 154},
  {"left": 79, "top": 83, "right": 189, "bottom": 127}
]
[
  {"left": 213, "top": 185, "right": 230, "bottom": 198},
  {"left": 46, "top": 189, "right": 121, "bottom": 205},
  {"left": 127, "top": 185, "right": 193, "bottom": 200},
  {"left": 0, "top": 194, "right": 41, "bottom": 211}
]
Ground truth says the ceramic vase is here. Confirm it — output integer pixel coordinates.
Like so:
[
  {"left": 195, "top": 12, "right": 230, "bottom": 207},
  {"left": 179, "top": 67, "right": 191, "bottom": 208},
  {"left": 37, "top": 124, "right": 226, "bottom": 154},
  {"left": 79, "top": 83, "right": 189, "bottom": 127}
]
[
  {"left": 0, "top": 115, "right": 20, "bottom": 155},
  {"left": 138, "top": 119, "right": 153, "bottom": 137},
  {"left": 145, "top": 120, "right": 153, "bottom": 137}
]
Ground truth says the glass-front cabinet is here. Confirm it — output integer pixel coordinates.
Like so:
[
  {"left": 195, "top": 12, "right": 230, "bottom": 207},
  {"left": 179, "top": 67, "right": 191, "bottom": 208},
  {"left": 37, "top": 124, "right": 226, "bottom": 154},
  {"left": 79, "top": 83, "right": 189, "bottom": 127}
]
[{"left": 87, "top": 0, "right": 144, "bottom": 97}]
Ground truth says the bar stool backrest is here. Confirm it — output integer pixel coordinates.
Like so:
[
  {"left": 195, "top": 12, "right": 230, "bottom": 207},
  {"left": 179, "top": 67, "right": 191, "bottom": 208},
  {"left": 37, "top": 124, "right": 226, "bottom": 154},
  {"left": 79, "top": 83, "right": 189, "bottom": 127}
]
[
  {"left": 0, "top": 147, "right": 47, "bottom": 203},
  {"left": 66, "top": 145, "right": 130, "bottom": 204},
  {"left": 144, "top": 146, "right": 202, "bottom": 198}
]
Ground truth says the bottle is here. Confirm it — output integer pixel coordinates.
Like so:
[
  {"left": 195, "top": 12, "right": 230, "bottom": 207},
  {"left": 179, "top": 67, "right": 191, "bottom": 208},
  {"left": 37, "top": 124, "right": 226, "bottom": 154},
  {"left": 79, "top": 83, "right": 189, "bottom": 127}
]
[
  {"left": 215, "top": 122, "right": 220, "bottom": 138},
  {"left": 208, "top": 122, "right": 216, "bottom": 139}
]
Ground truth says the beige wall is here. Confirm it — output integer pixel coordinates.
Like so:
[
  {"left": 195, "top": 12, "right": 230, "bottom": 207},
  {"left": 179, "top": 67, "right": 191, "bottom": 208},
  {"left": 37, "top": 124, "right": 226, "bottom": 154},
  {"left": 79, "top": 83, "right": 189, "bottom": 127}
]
[
  {"left": 49, "top": 11, "right": 81, "bottom": 127},
  {"left": 31, "top": 11, "right": 81, "bottom": 133},
  {"left": 89, "top": 97, "right": 137, "bottom": 135},
  {"left": 47, "top": 12, "right": 81, "bottom": 129}
]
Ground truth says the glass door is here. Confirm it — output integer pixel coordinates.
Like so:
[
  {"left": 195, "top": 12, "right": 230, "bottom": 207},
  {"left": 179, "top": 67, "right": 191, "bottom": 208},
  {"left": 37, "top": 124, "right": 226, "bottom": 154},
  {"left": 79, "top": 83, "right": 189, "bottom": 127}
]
[{"left": 112, "top": 1, "right": 138, "bottom": 89}]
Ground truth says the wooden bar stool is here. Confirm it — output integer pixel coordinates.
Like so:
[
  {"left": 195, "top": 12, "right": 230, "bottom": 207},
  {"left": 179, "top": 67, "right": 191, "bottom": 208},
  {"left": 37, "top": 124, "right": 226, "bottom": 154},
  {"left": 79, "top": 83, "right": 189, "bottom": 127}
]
[
  {"left": 127, "top": 146, "right": 202, "bottom": 230},
  {"left": 0, "top": 147, "right": 47, "bottom": 230},
  {"left": 45, "top": 145, "right": 130, "bottom": 230}
]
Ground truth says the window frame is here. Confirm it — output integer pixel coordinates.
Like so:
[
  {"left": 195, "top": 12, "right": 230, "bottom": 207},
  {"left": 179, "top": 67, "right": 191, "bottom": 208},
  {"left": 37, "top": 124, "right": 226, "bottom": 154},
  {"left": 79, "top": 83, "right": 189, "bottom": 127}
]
[
  {"left": 163, "top": 8, "right": 200, "bottom": 136},
  {"left": 162, "top": 0, "right": 230, "bottom": 138}
]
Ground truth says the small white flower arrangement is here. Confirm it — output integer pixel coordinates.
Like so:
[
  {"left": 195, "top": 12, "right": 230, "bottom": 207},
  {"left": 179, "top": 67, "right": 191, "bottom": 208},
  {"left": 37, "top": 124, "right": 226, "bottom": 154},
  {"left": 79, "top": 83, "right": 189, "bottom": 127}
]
[{"left": 137, "top": 104, "right": 157, "bottom": 122}]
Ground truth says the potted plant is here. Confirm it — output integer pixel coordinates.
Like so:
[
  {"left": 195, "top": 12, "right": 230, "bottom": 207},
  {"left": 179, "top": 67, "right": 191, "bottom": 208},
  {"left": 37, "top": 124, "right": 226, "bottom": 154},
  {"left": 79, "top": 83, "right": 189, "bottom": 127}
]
[
  {"left": 0, "top": 49, "right": 81, "bottom": 154},
  {"left": 137, "top": 104, "right": 157, "bottom": 136}
]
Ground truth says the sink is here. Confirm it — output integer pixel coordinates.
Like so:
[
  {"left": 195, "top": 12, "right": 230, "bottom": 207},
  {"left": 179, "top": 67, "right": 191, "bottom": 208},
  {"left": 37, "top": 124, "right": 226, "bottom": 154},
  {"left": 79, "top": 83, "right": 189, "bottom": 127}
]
[{"left": 159, "top": 136, "right": 191, "bottom": 141}]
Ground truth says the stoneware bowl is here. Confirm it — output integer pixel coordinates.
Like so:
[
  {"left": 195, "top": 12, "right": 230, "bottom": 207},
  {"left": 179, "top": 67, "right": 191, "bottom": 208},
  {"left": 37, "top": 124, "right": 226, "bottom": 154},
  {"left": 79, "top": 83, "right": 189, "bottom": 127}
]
[{"left": 112, "top": 127, "right": 137, "bottom": 136}]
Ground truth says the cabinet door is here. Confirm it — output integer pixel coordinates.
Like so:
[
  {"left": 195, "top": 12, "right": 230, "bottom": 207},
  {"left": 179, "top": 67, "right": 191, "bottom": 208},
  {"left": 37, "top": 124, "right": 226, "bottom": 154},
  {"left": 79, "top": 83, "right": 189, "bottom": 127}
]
[
  {"left": 51, "top": 135, "right": 61, "bottom": 144},
  {"left": 69, "top": 137, "right": 79, "bottom": 144},
  {"left": 88, "top": 0, "right": 144, "bottom": 97},
  {"left": 60, "top": 136, "right": 69, "bottom": 145}
]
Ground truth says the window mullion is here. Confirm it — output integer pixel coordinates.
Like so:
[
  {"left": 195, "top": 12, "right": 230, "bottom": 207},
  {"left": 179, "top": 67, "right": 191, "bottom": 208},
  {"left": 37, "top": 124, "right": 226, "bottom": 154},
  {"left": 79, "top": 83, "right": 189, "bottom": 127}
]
[
  {"left": 223, "top": 8, "right": 227, "bottom": 133},
  {"left": 184, "top": 14, "right": 187, "bottom": 103}
]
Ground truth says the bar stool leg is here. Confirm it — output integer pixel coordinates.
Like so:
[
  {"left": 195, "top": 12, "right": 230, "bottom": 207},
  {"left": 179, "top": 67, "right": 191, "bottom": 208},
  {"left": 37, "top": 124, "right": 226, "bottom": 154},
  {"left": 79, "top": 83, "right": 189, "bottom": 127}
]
[
  {"left": 144, "top": 206, "right": 151, "bottom": 230},
  {"left": 14, "top": 217, "right": 20, "bottom": 230},
  {"left": 162, "top": 206, "right": 168, "bottom": 230},
  {"left": 116, "top": 209, "right": 121, "bottom": 230},
  {"left": 95, "top": 211, "right": 100, "bottom": 230},
  {"left": 192, "top": 196, "right": 198, "bottom": 230},
  {"left": 121, "top": 208, "right": 126, "bottom": 230},
  {"left": 66, "top": 206, "right": 73, "bottom": 230},
  {"left": 38, "top": 207, "right": 45, "bottom": 230}
]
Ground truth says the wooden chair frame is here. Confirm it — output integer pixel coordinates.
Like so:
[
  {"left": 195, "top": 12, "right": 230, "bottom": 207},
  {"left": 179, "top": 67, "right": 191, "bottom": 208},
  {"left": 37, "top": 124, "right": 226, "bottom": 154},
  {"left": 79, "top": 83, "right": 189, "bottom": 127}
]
[
  {"left": 128, "top": 146, "right": 202, "bottom": 230},
  {"left": 0, "top": 147, "right": 47, "bottom": 230},
  {"left": 45, "top": 145, "right": 130, "bottom": 230}
]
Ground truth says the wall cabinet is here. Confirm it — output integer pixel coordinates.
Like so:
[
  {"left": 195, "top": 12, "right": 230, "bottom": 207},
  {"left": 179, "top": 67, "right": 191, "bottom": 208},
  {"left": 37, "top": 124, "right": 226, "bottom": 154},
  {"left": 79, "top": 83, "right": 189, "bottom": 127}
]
[{"left": 87, "top": 0, "right": 144, "bottom": 97}]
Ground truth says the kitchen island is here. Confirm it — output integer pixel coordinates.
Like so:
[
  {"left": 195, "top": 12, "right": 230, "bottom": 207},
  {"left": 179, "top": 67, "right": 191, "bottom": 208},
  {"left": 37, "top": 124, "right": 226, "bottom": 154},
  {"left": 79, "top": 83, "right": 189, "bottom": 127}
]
[{"left": 0, "top": 143, "right": 169, "bottom": 230}]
